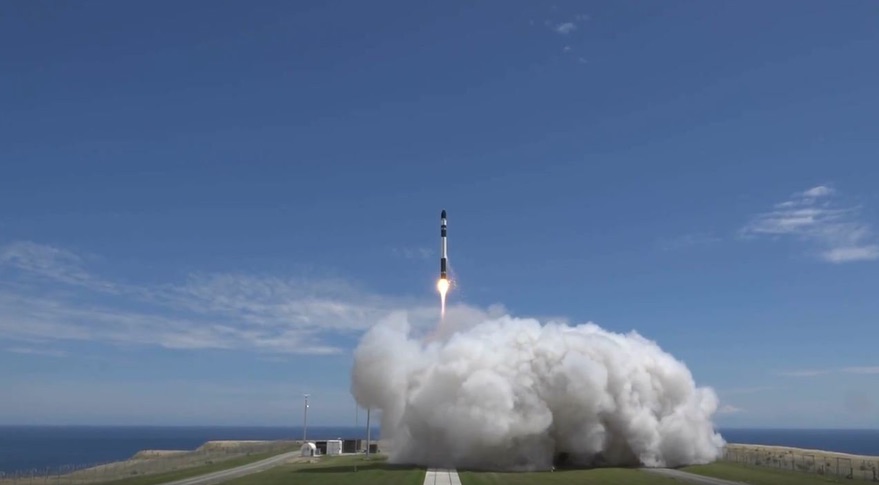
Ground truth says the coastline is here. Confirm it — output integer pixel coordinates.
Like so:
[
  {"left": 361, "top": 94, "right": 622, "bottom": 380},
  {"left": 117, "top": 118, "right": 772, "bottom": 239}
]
[
  {"left": 0, "top": 440, "right": 298, "bottom": 483},
  {"left": 724, "top": 442, "right": 879, "bottom": 473},
  {"left": 4, "top": 427, "right": 879, "bottom": 479},
  {"left": 128, "top": 440, "right": 283, "bottom": 460},
  {"left": 0, "top": 425, "right": 387, "bottom": 476},
  {"left": 72, "top": 440, "right": 879, "bottom": 468}
]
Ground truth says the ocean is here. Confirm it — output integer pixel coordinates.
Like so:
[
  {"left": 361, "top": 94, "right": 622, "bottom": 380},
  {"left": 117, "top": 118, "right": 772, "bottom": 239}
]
[{"left": 1, "top": 426, "right": 878, "bottom": 475}]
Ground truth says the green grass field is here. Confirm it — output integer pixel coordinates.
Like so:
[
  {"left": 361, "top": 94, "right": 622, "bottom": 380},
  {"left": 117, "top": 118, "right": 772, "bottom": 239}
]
[
  {"left": 223, "top": 455, "right": 425, "bottom": 485},
  {"left": 682, "top": 461, "right": 851, "bottom": 485},
  {"left": 457, "top": 467, "right": 680, "bottom": 485},
  {"left": 225, "top": 456, "right": 685, "bottom": 485},
  {"left": 96, "top": 448, "right": 298, "bottom": 485},
  {"left": 101, "top": 452, "right": 871, "bottom": 485}
]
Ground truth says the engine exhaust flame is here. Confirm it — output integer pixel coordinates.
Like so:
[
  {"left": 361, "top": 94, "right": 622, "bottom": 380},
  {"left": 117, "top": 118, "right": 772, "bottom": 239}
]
[{"left": 436, "top": 277, "right": 450, "bottom": 318}]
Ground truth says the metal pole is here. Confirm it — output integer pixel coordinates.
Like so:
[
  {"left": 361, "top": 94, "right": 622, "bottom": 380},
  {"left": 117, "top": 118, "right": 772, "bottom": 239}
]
[
  {"left": 303, "top": 394, "right": 310, "bottom": 442},
  {"left": 365, "top": 408, "right": 371, "bottom": 458}
]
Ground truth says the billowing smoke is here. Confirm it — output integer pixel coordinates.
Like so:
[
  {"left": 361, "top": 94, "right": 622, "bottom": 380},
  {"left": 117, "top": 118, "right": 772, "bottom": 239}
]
[{"left": 350, "top": 306, "right": 725, "bottom": 471}]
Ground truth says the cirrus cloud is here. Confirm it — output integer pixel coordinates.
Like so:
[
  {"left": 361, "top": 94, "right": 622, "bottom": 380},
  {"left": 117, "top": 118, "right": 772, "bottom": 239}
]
[
  {"left": 555, "top": 22, "right": 577, "bottom": 35},
  {"left": 0, "top": 241, "right": 467, "bottom": 355},
  {"left": 740, "top": 185, "right": 879, "bottom": 263}
]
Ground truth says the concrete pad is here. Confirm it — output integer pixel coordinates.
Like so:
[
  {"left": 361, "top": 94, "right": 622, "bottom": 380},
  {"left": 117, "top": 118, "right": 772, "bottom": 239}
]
[{"left": 424, "top": 468, "right": 461, "bottom": 485}]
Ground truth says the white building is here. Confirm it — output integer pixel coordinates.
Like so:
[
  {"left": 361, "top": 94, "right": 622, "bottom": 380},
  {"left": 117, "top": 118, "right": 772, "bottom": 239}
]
[
  {"left": 300, "top": 442, "right": 317, "bottom": 457},
  {"left": 326, "top": 439, "right": 343, "bottom": 456}
]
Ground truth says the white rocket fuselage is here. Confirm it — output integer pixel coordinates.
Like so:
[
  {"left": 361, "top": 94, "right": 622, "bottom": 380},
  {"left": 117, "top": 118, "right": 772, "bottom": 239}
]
[{"left": 440, "top": 210, "right": 448, "bottom": 280}]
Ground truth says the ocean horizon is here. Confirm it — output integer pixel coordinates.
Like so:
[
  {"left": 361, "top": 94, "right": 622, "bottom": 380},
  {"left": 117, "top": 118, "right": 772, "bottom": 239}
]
[{"left": 1, "top": 425, "right": 878, "bottom": 475}]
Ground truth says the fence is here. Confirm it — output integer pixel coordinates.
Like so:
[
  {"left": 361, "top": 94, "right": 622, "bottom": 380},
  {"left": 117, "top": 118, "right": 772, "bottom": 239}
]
[
  {"left": 0, "top": 440, "right": 298, "bottom": 485},
  {"left": 722, "top": 446, "right": 879, "bottom": 482}
]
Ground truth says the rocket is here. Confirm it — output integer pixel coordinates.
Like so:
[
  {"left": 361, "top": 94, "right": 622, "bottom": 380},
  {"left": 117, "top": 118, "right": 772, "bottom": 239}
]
[{"left": 440, "top": 209, "right": 448, "bottom": 280}]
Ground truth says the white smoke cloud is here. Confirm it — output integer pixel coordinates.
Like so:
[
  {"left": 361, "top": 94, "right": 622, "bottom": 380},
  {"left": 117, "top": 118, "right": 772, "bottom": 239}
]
[{"left": 351, "top": 306, "right": 725, "bottom": 470}]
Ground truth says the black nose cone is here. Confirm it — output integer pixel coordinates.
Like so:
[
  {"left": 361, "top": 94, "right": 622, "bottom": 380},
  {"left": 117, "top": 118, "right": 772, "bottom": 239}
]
[{"left": 441, "top": 210, "right": 446, "bottom": 219}]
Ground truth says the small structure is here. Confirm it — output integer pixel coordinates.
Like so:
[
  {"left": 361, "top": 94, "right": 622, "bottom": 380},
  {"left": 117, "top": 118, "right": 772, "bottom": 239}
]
[
  {"left": 326, "top": 439, "right": 343, "bottom": 456},
  {"left": 342, "top": 439, "right": 362, "bottom": 454},
  {"left": 300, "top": 442, "right": 317, "bottom": 457}
]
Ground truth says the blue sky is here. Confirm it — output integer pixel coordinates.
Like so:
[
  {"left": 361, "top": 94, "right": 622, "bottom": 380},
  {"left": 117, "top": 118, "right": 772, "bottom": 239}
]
[{"left": 2, "top": 1, "right": 878, "bottom": 428}]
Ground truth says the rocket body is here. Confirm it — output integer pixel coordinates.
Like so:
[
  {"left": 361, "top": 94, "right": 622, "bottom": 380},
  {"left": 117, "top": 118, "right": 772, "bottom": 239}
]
[{"left": 440, "top": 210, "right": 448, "bottom": 280}]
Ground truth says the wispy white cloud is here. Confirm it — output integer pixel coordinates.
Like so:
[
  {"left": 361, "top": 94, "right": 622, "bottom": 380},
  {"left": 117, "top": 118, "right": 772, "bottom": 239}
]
[
  {"left": 776, "top": 366, "right": 879, "bottom": 377},
  {"left": 0, "top": 241, "right": 461, "bottom": 355},
  {"left": 2, "top": 376, "right": 359, "bottom": 425},
  {"left": 0, "top": 242, "right": 99, "bottom": 288},
  {"left": 717, "top": 404, "right": 744, "bottom": 414},
  {"left": 541, "top": 11, "right": 589, "bottom": 63},
  {"left": 775, "top": 369, "right": 833, "bottom": 377},
  {"left": 555, "top": 22, "right": 576, "bottom": 35},
  {"left": 4, "top": 346, "right": 67, "bottom": 357},
  {"left": 823, "top": 246, "right": 879, "bottom": 263},
  {"left": 740, "top": 185, "right": 879, "bottom": 263},
  {"left": 803, "top": 186, "right": 834, "bottom": 198},
  {"left": 842, "top": 366, "right": 879, "bottom": 375},
  {"left": 719, "top": 386, "right": 773, "bottom": 396}
]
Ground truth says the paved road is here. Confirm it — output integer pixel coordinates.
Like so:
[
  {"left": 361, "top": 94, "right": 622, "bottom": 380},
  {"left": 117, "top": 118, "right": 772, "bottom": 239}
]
[
  {"left": 423, "top": 468, "right": 462, "bottom": 485},
  {"left": 161, "top": 451, "right": 300, "bottom": 485},
  {"left": 645, "top": 468, "right": 747, "bottom": 485}
]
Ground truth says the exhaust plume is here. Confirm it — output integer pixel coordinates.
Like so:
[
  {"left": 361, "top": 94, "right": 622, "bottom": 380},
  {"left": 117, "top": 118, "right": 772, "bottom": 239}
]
[{"left": 351, "top": 306, "right": 725, "bottom": 470}]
